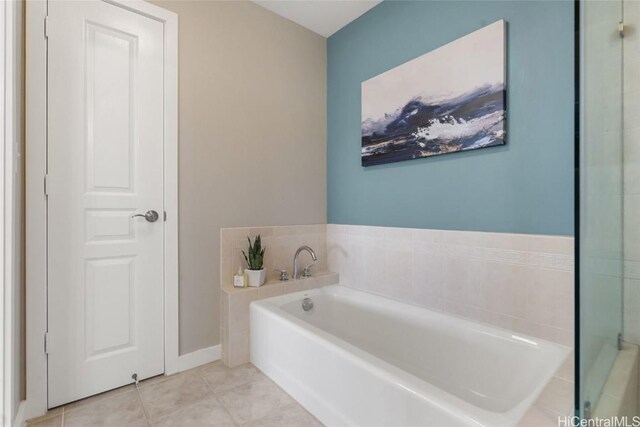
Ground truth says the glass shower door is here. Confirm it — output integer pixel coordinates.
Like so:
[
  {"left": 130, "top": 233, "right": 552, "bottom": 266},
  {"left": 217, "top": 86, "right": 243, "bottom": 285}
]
[{"left": 579, "top": 0, "right": 624, "bottom": 417}]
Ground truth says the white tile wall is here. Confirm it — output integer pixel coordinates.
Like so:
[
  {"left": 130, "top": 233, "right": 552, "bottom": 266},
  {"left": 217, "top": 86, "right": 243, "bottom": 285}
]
[
  {"left": 327, "top": 224, "right": 574, "bottom": 346},
  {"left": 220, "top": 223, "right": 574, "bottom": 351},
  {"left": 219, "top": 224, "right": 332, "bottom": 367}
]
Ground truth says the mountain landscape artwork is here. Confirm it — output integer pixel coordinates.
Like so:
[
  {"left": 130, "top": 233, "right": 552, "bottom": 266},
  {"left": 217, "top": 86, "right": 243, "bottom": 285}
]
[{"left": 361, "top": 20, "right": 506, "bottom": 167}]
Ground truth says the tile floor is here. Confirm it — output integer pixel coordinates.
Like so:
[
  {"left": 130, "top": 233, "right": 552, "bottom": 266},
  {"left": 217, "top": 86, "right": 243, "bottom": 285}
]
[
  {"left": 26, "top": 353, "right": 574, "bottom": 427},
  {"left": 26, "top": 362, "right": 323, "bottom": 427}
]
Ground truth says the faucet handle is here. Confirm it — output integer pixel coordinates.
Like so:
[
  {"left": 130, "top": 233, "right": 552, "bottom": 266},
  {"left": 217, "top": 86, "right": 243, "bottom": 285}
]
[
  {"left": 273, "top": 269, "right": 289, "bottom": 281},
  {"left": 302, "top": 264, "right": 314, "bottom": 278}
]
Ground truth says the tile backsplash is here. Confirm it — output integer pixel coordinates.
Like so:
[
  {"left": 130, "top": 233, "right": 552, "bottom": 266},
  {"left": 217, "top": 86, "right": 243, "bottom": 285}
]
[
  {"left": 326, "top": 224, "right": 574, "bottom": 346},
  {"left": 220, "top": 224, "right": 328, "bottom": 288},
  {"left": 219, "top": 223, "right": 574, "bottom": 348}
]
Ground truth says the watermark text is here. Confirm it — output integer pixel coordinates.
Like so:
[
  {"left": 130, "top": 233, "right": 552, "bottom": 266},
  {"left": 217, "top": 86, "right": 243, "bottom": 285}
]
[{"left": 558, "top": 416, "right": 640, "bottom": 427}]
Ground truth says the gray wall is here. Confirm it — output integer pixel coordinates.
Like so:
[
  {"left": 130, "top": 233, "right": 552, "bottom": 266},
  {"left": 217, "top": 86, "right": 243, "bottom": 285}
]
[{"left": 150, "top": 1, "right": 327, "bottom": 354}]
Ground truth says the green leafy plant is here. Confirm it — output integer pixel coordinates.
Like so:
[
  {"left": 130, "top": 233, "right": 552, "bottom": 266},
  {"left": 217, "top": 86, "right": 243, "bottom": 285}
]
[{"left": 242, "top": 235, "right": 266, "bottom": 270}]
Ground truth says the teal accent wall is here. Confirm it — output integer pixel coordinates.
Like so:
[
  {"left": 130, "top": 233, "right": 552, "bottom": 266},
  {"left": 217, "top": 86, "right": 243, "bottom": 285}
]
[{"left": 327, "top": 0, "right": 574, "bottom": 235}]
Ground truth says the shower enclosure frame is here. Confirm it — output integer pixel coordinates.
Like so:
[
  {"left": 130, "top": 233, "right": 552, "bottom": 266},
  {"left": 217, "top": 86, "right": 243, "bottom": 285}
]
[
  {"left": 576, "top": 0, "right": 626, "bottom": 417},
  {"left": 574, "top": 0, "right": 580, "bottom": 415}
]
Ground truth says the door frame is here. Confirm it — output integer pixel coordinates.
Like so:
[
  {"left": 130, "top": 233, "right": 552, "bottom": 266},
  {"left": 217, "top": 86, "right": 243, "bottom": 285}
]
[
  {"left": 2, "top": 0, "right": 24, "bottom": 425},
  {"left": 25, "top": 0, "right": 178, "bottom": 418}
]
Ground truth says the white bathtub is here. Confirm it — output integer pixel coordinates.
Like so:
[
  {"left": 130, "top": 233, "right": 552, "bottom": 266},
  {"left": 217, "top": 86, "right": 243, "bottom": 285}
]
[{"left": 250, "top": 285, "right": 570, "bottom": 427}]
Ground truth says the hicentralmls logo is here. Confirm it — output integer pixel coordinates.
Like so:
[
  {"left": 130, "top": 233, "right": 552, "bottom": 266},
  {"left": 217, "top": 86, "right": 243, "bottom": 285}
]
[{"left": 558, "top": 416, "right": 640, "bottom": 427}]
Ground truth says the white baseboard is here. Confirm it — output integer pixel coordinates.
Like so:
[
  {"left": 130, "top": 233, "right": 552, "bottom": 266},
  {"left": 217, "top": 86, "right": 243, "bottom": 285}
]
[
  {"left": 13, "top": 400, "right": 27, "bottom": 427},
  {"left": 177, "top": 345, "right": 221, "bottom": 372}
]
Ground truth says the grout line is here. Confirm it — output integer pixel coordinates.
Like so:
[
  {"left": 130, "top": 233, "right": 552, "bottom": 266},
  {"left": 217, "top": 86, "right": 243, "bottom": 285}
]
[
  {"left": 198, "top": 366, "right": 259, "bottom": 399},
  {"left": 548, "top": 376, "right": 574, "bottom": 386},
  {"left": 205, "top": 366, "right": 272, "bottom": 425},
  {"left": 197, "top": 370, "right": 217, "bottom": 396},
  {"left": 209, "top": 392, "right": 238, "bottom": 427},
  {"left": 137, "top": 373, "right": 173, "bottom": 390},
  {"left": 214, "top": 388, "right": 242, "bottom": 425},
  {"left": 142, "top": 372, "right": 216, "bottom": 424},
  {"left": 148, "top": 384, "right": 233, "bottom": 427},
  {"left": 24, "top": 411, "right": 61, "bottom": 426},
  {"left": 60, "top": 408, "right": 64, "bottom": 427}
]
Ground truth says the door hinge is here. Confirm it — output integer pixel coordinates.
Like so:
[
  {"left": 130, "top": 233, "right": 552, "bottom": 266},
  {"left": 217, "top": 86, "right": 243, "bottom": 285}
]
[
  {"left": 619, "top": 21, "right": 625, "bottom": 38},
  {"left": 163, "top": 211, "right": 167, "bottom": 222},
  {"left": 44, "top": 174, "right": 48, "bottom": 197},
  {"left": 44, "top": 15, "right": 49, "bottom": 39},
  {"left": 44, "top": 332, "right": 49, "bottom": 355},
  {"left": 618, "top": 332, "right": 623, "bottom": 350},
  {"left": 584, "top": 400, "right": 591, "bottom": 420}
]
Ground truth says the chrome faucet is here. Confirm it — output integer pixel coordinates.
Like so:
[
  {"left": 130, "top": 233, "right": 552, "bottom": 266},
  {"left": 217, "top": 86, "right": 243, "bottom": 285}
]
[{"left": 293, "top": 246, "right": 317, "bottom": 279}]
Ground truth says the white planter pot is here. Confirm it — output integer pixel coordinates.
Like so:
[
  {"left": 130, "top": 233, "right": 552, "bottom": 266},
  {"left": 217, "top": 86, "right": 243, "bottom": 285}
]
[{"left": 246, "top": 269, "right": 266, "bottom": 287}]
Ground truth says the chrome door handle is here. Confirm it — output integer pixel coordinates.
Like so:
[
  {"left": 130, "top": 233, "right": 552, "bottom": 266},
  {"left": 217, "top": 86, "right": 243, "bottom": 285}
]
[{"left": 131, "top": 210, "right": 159, "bottom": 223}]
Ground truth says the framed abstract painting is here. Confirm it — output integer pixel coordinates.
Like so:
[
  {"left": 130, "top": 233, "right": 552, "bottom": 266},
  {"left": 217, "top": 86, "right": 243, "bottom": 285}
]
[{"left": 361, "top": 20, "right": 506, "bottom": 167}]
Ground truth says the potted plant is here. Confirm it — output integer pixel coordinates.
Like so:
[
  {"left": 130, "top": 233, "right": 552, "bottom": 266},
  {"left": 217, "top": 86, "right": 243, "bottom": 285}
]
[{"left": 242, "top": 235, "right": 266, "bottom": 287}]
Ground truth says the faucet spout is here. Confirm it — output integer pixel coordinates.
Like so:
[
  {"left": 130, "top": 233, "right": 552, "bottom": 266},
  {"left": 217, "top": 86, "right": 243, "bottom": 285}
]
[{"left": 293, "top": 245, "right": 317, "bottom": 279}]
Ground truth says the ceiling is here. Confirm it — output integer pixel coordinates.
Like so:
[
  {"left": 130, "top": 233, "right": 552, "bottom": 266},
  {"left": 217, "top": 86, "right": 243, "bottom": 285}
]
[{"left": 252, "top": 1, "right": 382, "bottom": 38}]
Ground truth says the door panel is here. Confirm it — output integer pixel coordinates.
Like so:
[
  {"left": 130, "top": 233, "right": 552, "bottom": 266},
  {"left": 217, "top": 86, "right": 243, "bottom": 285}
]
[
  {"left": 47, "top": 0, "right": 165, "bottom": 407},
  {"left": 85, "top": 256, "right": 135, "bottom": 357},
  {"left": 86, "top": 24, "right": 137, "bottom": 193}
]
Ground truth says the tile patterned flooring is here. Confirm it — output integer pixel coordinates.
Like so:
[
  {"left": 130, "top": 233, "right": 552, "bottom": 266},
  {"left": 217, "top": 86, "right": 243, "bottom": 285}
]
[
  {"left": 27, "top": 353, "right": 574, "bottom": 427},
  {"left": 26, "top": 362, "right": 323, "bottom": 427}
]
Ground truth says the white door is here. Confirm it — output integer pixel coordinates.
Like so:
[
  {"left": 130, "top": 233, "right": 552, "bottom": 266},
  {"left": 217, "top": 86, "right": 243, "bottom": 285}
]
[{"left": 47, "top": 0, "right": 165, "bottom": 407}]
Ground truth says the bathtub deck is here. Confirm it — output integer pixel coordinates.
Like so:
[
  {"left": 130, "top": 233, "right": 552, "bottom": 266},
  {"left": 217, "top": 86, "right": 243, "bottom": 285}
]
[
  {"left": 25, "top": 361, "right": 323, "bottom": 427},
  {"left": 518, "top": 351, "right": 575, "bottom": 427}
]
